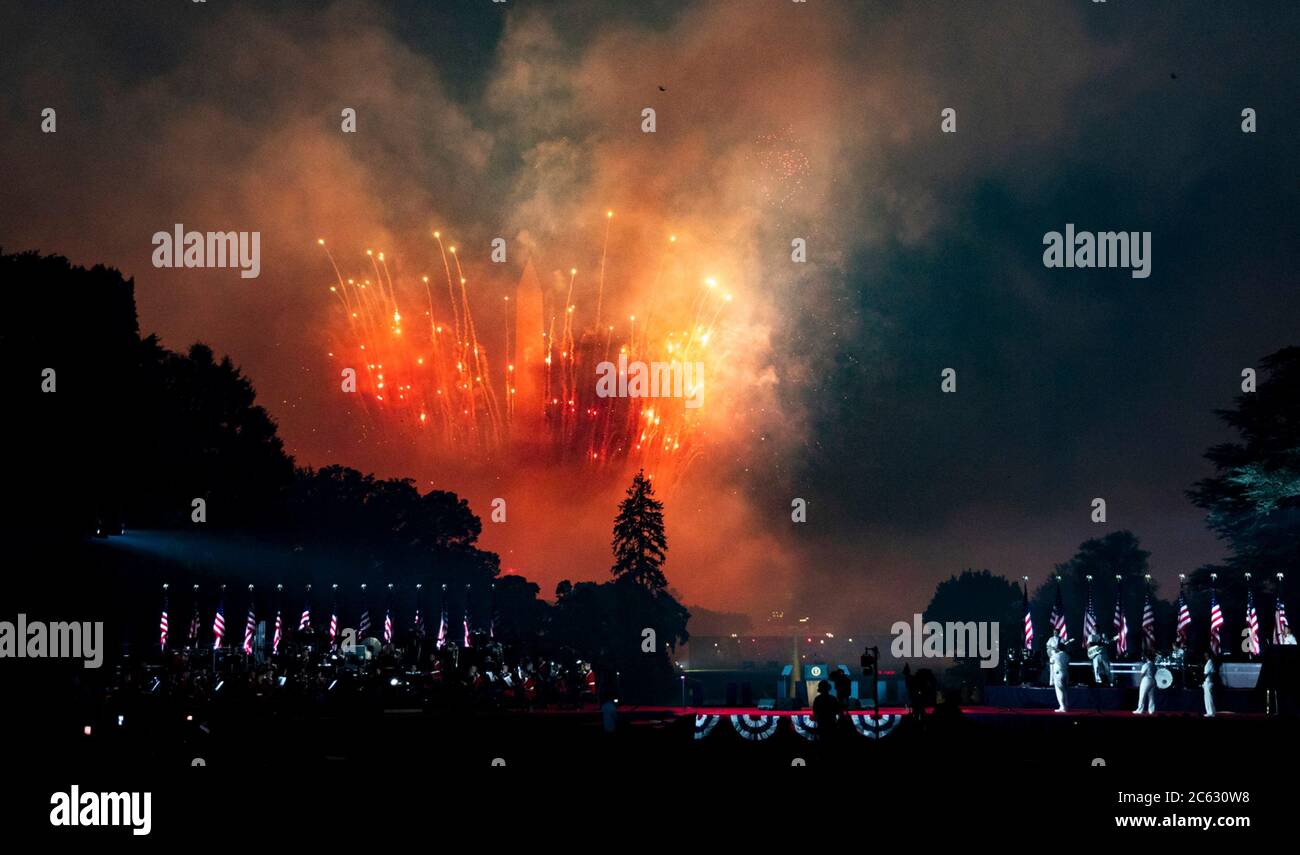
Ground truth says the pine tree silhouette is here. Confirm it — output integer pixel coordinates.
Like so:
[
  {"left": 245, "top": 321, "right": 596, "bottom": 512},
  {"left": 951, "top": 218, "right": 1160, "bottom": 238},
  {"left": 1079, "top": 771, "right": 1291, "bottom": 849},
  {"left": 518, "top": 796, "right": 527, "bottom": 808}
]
[{"left": 611, "top": 470, "right": 668, "bottom": 590}]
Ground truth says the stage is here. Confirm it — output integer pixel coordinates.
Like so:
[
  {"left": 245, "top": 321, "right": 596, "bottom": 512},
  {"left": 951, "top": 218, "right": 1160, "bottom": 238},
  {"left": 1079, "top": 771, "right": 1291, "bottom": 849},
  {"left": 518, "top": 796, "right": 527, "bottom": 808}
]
[{"left": 983, "top": 685, "right": 1261, "bottom": 714}]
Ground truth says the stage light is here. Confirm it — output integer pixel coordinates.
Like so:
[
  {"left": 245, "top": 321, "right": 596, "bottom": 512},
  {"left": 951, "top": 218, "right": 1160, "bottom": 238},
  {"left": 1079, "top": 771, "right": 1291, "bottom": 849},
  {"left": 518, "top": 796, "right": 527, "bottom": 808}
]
[
  {"left": 214, "top": 681, "right": 224, "bottom": 692},
  {"left": 117, "top": 716, "right": 124, "bottom": 726}
]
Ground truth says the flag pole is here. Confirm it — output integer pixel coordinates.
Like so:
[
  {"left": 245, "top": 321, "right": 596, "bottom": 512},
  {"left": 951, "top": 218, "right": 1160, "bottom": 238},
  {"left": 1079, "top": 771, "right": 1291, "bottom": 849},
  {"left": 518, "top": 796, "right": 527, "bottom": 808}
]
[
  {"left": 359, "top": 583, "right": 368, "bottom": 650},
  {"left": 190, "top": 583, "right": 200, "bottom": 650},
  {"left": 330, "top": 583, "right": 339, "bottom": 653},
  {"left": 160, "top": 583, "right": 169, "bottom": 654},
  {"left": 1114, "top": 574, "right": 1125, "bottom": 660},
  {"left": 464, "top": 582, "right": 472, "bottom": 648},
  {"left": 1021, "top": 575, "right": 1031, "bottom": 652},
  {"left": 245, "top": 584, "right": 255, "bottom": 661},
  {"left": 1277, "top": 573, "right": 1288, "bottom": 645},
  {"left": 1142, "top": 574, "right": 1153, "bottom": 656},
  {"left": 385, "top": 582, "right": 394, "bottom": 647},
  {"left": 1245, "top": 573, "right": 1255, "bottom": 660},
  {"left": 1211, "top": 572, "right": 1217, "bottom": 655},
  {"left": 1085, "top": 573, "right": 1093, "bottom": 645},
  {"left": 213, "top": 583, "right": 226, "bottom": 671},
  {"left": 273, "top": 583, "right": 283, "bottom": 658},
  {"left": 415, "top": 582, "right": 424, "bottom": 665},
  {"left": 302, "top": 583, "right": 312, "bottom": 656}
]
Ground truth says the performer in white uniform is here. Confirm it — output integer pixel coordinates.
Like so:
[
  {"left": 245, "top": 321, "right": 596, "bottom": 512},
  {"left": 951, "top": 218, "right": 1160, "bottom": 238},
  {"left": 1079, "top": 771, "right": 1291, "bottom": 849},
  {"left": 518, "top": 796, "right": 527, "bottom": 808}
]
[
  {"left": 1202, "top": 654, "right": 1217, "bottom": 717},
  {"left": 1133, "top": 651, "right": 1156, "bottom": 714},
  {"left": 1047, "top": 636, "right": 1069, "bottom": 713},
  {"left": 1086, "top": 633, "right": 1113, "bottom": 687}
]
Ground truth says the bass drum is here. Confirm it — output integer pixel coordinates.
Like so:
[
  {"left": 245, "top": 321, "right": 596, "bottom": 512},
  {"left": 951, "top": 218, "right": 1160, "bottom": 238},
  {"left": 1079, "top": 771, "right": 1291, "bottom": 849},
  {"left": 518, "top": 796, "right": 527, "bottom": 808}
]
[{"left": 1155, "top": 667, "right": 1174, "bottom": 690}]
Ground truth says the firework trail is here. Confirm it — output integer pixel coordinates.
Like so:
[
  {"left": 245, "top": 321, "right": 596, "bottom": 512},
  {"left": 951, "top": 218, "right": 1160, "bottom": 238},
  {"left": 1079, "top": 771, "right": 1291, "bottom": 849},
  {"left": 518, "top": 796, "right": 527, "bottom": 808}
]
[{"left": 319, "top": 215, "right": 733, "bottom": 487}]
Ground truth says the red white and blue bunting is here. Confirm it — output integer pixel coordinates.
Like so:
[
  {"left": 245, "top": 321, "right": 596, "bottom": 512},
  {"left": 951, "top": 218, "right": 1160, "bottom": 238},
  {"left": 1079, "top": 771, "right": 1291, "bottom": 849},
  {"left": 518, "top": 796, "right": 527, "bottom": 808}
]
[
  {"left": 730, "top": 714, "right": 781, "bottom": 741},
  {"left": 790, "top": 714, "right": 820, "bottom": 740},
  {"left": 693, "top": 714, "right": 721, "bottom": 741},
  {"left": 850, "top": 713, "right": 902, "bottom": 739},
  {"left": 694, "top": 712, "right": 905, "bottom": 742}
]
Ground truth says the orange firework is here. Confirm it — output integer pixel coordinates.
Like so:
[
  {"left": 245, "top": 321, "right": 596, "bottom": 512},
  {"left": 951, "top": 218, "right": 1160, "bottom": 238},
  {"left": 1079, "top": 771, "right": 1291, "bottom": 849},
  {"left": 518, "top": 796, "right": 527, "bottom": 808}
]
[{"left": 318, "top": 216, "right": 733, "bottom": 487}]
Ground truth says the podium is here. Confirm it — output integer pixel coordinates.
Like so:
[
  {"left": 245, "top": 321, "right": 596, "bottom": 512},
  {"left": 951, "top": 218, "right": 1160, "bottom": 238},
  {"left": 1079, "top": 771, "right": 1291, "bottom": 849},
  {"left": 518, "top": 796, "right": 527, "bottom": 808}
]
[{"left": 1258, "top": 646, "right": 1300, "bottom": 715}]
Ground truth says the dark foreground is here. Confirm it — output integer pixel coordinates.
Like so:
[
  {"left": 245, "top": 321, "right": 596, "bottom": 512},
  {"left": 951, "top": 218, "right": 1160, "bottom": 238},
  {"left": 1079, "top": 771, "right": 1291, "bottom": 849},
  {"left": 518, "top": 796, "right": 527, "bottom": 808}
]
[{"left": 2, "top": 699, "right": 1294, "bottom": 840}]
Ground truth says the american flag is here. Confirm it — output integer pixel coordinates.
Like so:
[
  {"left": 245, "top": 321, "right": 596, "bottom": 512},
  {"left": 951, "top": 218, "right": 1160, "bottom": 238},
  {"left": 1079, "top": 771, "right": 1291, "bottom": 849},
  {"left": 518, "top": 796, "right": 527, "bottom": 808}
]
[
  {"left": 188, "top": 604, "right": 200, "bottom": 646},
  {"left": 299, "top": 600, "right": 311, "bottom": 631},
  {"left": 437, "top": 607, "right": 447, "bottom": 649},
  {"left": 383, "top": 608, "right": 394, "bottom": 645},
  {"left": 1275, "top": 593, "right": 1290, "bottom": 644},
  {"left": 1209, "top": 592, "right": 1224, "bottom": 656},
  {"left": 1142, "top": 595, "right": 1156, "bottom": 653},
  {"left": 272, "top": 610, "right": 283, "bottom": 655},
  {"left": 1114, "top": 594, "right": 1128, "bottom": 657},
  {"left": 328, "top": 605, "right": 338, "bottom": 648},
  {"left": 1083, "top": 594, "right": 1098, "bottom": 641},
  {"left": 243, "top": 603, "right": 256, "bottom": 655},
  {"left": 159, "top": 596, "right": 169, "bottom": 651},
  {"left": 463, "top": 613, "right": 471, "bottom": 648},
  {"left": 1050, "top": 586, "right": 1067, "bottom": 641},
  {"left": 413, "top": 607, "right": 423, "bottom": 635},
  {"left": 1245, "top": 590, "right": 1260, "bottom": 656},
  {"left": 358, "top": 608, "right": 371, "bottom": 639},
  {"left": 1022, "top": 585, "right": 1034, "bottom": 651},
  {"left": 1176, "top": 592, "right": 1191, "bottom": 645},
  {"left": 212, "top": 600, "right": 226, "bottom": 650}
]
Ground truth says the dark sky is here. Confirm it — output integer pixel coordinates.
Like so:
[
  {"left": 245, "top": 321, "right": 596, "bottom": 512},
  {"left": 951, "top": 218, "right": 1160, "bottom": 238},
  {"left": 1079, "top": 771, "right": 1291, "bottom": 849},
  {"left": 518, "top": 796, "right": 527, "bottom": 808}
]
[{"left": 2, "top": 0, "right": 1297, "bottom": 630}]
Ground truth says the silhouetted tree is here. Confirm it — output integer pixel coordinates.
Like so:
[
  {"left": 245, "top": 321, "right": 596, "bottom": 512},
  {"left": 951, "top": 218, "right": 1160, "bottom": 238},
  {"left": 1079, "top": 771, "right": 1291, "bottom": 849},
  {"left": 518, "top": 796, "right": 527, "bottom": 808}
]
[
  {"left": 611, "top": 470, "right": 668, "bottom": 590},
  {"left": 546, "top": 577, "right": 689, "bottom": 703},
  {"left": 4, "top": 250, "right": 294, "bottom": 535},
  {"left": 1189, "top": 347, "right": 1300, "bottom": 579},
  {"left": 287, "top": 465, "right": 501, "bottom": 589},
  {"left": 923, "top": 569, "right": 1022, "bottom": 646},
  {"left": 134, "top": 340, "right": 294, "bottom": 530},
  {"left": 490, "top": 574, "right": 547, "bottom": 643}
]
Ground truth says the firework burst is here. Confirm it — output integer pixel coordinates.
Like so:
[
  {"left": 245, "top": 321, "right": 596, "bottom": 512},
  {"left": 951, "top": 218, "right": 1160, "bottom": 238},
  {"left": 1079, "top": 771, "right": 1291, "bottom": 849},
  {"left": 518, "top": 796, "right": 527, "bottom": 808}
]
[{"left": 319, "top": 215, "right": 735, "bottom": 487}]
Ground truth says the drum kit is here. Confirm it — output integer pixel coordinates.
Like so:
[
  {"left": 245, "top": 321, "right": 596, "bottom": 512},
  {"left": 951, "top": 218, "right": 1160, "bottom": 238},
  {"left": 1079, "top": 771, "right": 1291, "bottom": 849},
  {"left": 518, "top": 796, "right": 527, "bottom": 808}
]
[
  {"left": 1003, "top": 647, "right": 1042, "bottom": 685},
  {"left": 1154, "top": 651, "right": 1189, "bottom": 688},
  {"left": 1154, "top": 664, "right": 1174, "bottom": 689}
]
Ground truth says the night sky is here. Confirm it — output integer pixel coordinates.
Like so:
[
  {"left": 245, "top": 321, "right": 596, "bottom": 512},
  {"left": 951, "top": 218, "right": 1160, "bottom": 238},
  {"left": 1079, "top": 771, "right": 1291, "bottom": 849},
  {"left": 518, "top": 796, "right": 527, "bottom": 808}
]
[{"left": 3, "top": 0, "right": 1297, "bottom": 630}]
